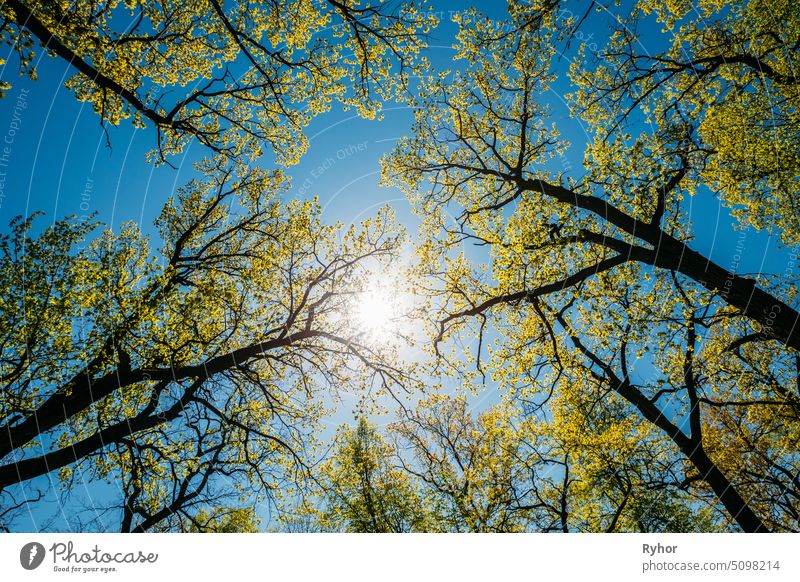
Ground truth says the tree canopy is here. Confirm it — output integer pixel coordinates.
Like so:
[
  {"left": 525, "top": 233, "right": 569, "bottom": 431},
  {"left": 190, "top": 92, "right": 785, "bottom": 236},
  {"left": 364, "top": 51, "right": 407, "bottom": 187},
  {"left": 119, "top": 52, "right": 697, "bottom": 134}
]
[
  {"left": 383, "top": 0, "right": 800, "bottom": 532},
  {"left": 0, "top": 157, "right": 411, "bottom": 531},
  {"left": 1, "top": 0, "right": 435, "bottom": 163},
  {"left": 1, "top": 0, "right": 799, "bottom": 533}
]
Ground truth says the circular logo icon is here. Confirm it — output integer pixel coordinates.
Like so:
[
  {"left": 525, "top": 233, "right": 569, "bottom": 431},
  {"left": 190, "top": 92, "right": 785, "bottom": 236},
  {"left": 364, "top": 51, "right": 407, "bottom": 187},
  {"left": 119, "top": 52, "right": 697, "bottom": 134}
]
[{"left": 20, "top": 542, "right": 46, "bottom": 570}]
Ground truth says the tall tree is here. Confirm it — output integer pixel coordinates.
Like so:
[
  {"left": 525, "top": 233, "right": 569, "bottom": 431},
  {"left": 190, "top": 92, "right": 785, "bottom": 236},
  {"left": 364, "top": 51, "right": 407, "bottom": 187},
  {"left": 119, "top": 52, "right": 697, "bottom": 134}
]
[
  {"left": 384, "top": 0, "right": 800, "bottom": 532},
  {"left": 390, "top": 395, "right": 533, "bottom": 532},
  {"left": 0, "top": 156, "right": 411, "bottom": 531},
  {"left": 300, "top": 417, "right": 433, "bottom": 532}
]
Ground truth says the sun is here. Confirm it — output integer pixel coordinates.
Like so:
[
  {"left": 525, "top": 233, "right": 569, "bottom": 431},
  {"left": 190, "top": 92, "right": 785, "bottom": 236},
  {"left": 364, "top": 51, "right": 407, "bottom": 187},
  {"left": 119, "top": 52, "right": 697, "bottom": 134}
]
[{"left": 354, "top": 281, "right": 399, "bottom": 341}]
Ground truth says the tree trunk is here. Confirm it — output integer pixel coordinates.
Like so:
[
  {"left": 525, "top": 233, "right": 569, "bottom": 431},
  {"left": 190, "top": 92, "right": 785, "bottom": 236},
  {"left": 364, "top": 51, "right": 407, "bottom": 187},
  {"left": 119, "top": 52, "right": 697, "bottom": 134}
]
[{"left": 683, "top": 445, "right": 769, "bottom": 533}]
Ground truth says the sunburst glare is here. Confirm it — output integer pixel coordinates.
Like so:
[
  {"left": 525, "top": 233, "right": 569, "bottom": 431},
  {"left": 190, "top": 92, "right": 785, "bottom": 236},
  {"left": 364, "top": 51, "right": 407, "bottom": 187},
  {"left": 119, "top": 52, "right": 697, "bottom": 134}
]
[{"left": 354, "top": 280, "right": 399, "bottom": 341}]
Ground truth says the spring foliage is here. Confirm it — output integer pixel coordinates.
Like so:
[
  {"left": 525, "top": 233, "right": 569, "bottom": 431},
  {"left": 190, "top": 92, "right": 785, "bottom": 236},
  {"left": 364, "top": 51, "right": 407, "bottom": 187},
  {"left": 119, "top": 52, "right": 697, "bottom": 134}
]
[{"left": 1, "top": 0, "right": 799, "bottom": 532}]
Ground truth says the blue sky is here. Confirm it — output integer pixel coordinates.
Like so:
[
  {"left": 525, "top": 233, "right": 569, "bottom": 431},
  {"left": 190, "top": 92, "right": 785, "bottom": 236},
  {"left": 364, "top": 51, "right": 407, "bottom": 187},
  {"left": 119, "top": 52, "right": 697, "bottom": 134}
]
[{"left": 1, "top": 0, "right": 797, "bottom": 531}]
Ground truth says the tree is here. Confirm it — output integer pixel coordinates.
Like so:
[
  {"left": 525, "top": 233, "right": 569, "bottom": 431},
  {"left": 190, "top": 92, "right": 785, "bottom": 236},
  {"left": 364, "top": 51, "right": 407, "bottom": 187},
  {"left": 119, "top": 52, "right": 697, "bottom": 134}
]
[
  {"left": 390, "top": 395, "right": 532, "bottom": 532},
  {"left": 0, "top": 0, "right": 430, "bottom": 532},
  {"left": 383, "top": 0, "right": 800, "bottom": 532},
  {"left": 183, "top": 508, "right": 260, "bottom": 533},
  {"left": 300, "top": 417, "right": 433, "bottom": 532},
  {"left": 0, "top": 0, "right": 435, "bottom": 163},
  {"left": 0, "top": 155, "right": 411, "bottom": 531},
  {"left": 508, "top": 361, "right": 725, "bottom": 533}
]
